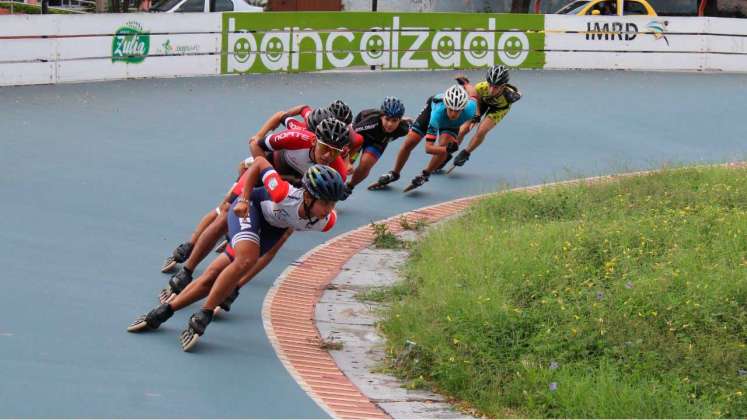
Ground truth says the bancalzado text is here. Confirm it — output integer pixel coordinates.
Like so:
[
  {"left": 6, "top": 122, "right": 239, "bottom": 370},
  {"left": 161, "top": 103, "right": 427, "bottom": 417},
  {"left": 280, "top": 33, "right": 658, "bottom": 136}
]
[{"left": 224, "top": 15, "right": 541, "bottom": 73}]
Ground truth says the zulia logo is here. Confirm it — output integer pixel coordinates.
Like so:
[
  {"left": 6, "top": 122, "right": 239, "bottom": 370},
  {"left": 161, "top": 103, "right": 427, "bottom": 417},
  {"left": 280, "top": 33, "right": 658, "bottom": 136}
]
[{"left": 112, "top": 21, "right": 150, "bottom": 64}]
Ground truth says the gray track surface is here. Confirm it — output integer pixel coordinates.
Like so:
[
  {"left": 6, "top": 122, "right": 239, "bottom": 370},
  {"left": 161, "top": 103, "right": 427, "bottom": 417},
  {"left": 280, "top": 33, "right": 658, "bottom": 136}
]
[{"left": 0, "top": 70, "right": 745, "bottom": 418}]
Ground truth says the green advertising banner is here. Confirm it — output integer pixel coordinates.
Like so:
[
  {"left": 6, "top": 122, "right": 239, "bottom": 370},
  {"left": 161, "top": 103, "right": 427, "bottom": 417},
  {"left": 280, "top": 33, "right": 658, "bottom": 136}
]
[{"left": 221, "top": 12, "right": 545, "bottom": 74}]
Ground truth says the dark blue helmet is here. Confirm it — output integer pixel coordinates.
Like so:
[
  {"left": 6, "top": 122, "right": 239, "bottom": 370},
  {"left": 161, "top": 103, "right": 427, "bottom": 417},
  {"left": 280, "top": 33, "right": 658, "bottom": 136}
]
[
  {"left": 302, "top": 164, "right": 345, "bottom": 202},
  {"left": 328, "top": 100, "right": 353, "bottom": 125},
  {"left": 380, "top": 96, "right": 405, "bottom": 118}
]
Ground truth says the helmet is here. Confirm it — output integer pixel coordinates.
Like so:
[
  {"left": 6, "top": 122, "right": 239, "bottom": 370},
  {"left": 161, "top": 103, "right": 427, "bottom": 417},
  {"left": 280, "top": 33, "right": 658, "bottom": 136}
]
[
  {"left": 302, "top": 164, "right": 345, "bottom": 201},
  {"left": 486, "top": 64, "right": 510, "bottom": 86},
  {"left": 443, "top": 85, "right": 469, "bottom": 111},
  {"left": 380, "top": 96, "right": 405, "bottom": 118},
  {"left": 328, "top": 100, "right": 353, "bottom": 125},
  {"left": 305, "top": 107, "right": 335, "bottom": 134},
  {"left": 314, "top": 117, "right": 349, "bottom": 151}
]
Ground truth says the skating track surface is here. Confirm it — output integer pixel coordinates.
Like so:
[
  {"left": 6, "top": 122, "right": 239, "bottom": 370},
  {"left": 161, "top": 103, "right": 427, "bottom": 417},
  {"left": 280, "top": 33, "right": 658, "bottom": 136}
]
[{"left": 1, "top": 70, "right": 745, "bottom": 417}]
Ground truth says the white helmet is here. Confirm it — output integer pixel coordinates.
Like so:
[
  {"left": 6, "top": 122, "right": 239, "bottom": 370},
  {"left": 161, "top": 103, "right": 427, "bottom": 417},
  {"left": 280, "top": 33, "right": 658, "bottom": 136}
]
[{"left": 443, "top": 85, "right": 469, "bottom": 111}]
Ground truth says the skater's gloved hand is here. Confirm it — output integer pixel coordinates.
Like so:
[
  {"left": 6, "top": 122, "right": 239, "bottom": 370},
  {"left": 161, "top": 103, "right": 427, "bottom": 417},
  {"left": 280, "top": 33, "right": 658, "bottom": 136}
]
[
  {"left": 445, "top": 141, "right": 459, "bottom": 154},
  {"left": 233, "top": 199, "right": 249, "bottom": 218},
  {"left": 340, "top": 184, "right": 354, "bottom": 201}
]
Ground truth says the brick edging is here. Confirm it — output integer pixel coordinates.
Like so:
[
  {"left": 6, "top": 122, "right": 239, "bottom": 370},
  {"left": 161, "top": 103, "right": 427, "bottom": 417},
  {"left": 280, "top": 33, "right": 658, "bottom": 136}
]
[{"left": 261, "top": 162, "right": 747, "bottom": 419}]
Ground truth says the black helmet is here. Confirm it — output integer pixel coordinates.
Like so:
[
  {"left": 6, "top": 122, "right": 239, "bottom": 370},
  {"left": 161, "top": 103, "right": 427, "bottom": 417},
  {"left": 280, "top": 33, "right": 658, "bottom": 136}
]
[
  {"left": 380, "top": 96, "right": 405, "bottom": 118},
  {"left": 314, "top": 117, "right": 349, "bottom": 151},
  {"left": 486, "top": 64, "right": 509, "bottom": 86},
  {"left": 305, "top": 107, "right": 335, "bottom": 134},
  {"left": 328, "top": 100, "right": 353, "bottom": 125},
  {"left": 302, "top": 164, "right": 345, "bottom": 201}
]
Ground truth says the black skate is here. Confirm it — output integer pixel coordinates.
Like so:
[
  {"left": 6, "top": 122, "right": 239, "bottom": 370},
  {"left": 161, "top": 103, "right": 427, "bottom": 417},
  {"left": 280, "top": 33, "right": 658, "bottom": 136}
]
[
  {"left": 367, "top": 171, "right": 399, "bottom": 191},
  {"left": 127, "top": 303, "right": 174, "bottom": 332},
  {"left": 403, "top": 171, "right": 430, "bottom": 193},
  {"left": 159, "top": 267, "right": 193, "bottom": 304},
  {"left": 179, "top": 309, "right": 213, "bottom": 352},
  {"left": 161, "top": 242, "right": 193, "bottom": 273},
  {"left": 214, "top": 288, "right": 240, "bottom": 316},
  {"left": 446, "top": 149, "right": 471, "bottom": 175}
]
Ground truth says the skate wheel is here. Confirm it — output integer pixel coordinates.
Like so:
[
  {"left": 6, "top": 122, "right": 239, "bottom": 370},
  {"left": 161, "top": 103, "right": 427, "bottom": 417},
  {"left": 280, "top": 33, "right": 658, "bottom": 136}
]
[
  {"left": 367, "top": 181, "right": 388, "bottom": 191},
  {"left": 127, "top": 315, "right": 149, "bottom": 333},
  {"left": 158, "top": 287, "right": 172, "bottom": 304},
  {"left": 403, "top": 183, "right": 418, "bottom": 193},
  {"left": 161, "top": 257, "right": 177, "bottom": 273},
  {"left": 180, "top": 327, "right": 200, "bottom": 352}
]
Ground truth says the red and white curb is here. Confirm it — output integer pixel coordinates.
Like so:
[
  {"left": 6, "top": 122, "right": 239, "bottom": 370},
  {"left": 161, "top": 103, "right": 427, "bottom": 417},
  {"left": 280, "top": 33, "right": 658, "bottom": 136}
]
[{"left": 261, "top": 162, "right": 746, "bottom": 419}]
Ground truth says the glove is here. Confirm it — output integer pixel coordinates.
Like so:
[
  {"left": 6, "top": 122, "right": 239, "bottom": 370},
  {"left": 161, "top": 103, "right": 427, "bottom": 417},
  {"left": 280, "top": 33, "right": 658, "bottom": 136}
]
[
  {"left": 445, "top": 141, "right": 459, "bottom": 154},
  {"left": 340, "top": 183, "right": 354, "bottom": 201},
  {"left": 504, "top": 86, "right": 522, "bottom": 104}
]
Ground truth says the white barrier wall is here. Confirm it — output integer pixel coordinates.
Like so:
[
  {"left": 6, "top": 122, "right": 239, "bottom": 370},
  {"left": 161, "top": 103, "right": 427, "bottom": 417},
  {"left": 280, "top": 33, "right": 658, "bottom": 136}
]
[
  {"left": 1, "top": 14, "right": 746, "bottom": 86},
  {"left": 0, "top": 14, "right": 221, "bottom": 86},
  {"left": 544, "top": 16, "right": 747, "bottom": 72}
]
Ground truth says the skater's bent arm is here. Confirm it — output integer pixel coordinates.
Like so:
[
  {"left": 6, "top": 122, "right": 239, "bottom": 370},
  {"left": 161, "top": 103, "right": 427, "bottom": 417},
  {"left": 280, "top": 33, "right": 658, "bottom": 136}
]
[
  {"left": 424, "top": 140, "right": 445, "bottom": 155},
  {"left": 241, "top": 157, "right": 273, "bottom": 199},
  {"left": 250, "top": 104, "right": 310, "bottom": 145},
  {"left": 456, "top": 120, "right": 473, "bottom": 143},
  {"left": 250, "top": 137, "right": 266, "bottom": 159}
]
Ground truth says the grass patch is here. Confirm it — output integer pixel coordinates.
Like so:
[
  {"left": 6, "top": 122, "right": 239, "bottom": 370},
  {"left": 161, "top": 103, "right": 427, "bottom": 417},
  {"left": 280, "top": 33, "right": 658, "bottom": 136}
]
[
  {"left": 371, "top": 222, "right": 404, "bottom": 249},
  {"left": 378, "top": 166, "right": 747, "bottom": 418},
  {"left": 399, "top": 215, "right": 429, "bottom": 231},
  {"left": 356, "top": 287, "right": 391, "bottom": 303}
]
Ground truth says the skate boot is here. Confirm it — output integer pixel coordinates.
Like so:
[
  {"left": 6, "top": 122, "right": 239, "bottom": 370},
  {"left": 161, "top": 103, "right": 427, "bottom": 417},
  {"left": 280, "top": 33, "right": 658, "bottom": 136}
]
[
  {"left": 367, "top": 171, "right": 400, "bottom": 190},
  {"left": 446, "top": 150, "right": 471, "bottom": 174},
  {"left": 179, "top": 309, "right": 214, "bottom": 352},
  {"left": 403, "top": 171, "right": 430, "bottom": 193},
  {"left": 127, "top": 303, "right": 174, "bottom": 332},
  {"left": 161, "top": 242, "right": 193, "bottom": 273},
  {"left": 433, "top": 153, "right": 453, "bottom": 173},
  {"left": 159, "top": 267, "right": 193, "bottom": 304},
  {"left": 214, "top": 288, "right": 240, "bottom": 316}
]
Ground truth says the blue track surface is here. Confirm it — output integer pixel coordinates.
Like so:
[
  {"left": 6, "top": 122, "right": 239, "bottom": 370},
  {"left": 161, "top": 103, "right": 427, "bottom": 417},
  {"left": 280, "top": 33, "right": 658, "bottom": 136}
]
[{"left": 0, "top": 70, "right": 745, "bottom": 417}]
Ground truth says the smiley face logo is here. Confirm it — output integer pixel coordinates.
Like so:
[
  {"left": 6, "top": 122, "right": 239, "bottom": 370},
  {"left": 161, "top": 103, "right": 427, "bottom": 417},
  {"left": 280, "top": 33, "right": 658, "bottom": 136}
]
[
  {"left": 497, "top": 32, "right": 529, "bottom": 66},
  {"left": 503, "top": 36, "right": 524, "bottom": 60},
  {"left": 469, "top": 37, "right": 488, "bottom": 59},
  {"left": 233, "top": 37, "right": 252, "bottom": 63},
  {"left": 265, "top": 38, "right": 285, "bottom": 62},
  {"left": 436, "top": 37, "right": 456, "bottom": 60},
  {"left": 365, "top": 35, "right": 385, "bottom": 58}
]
